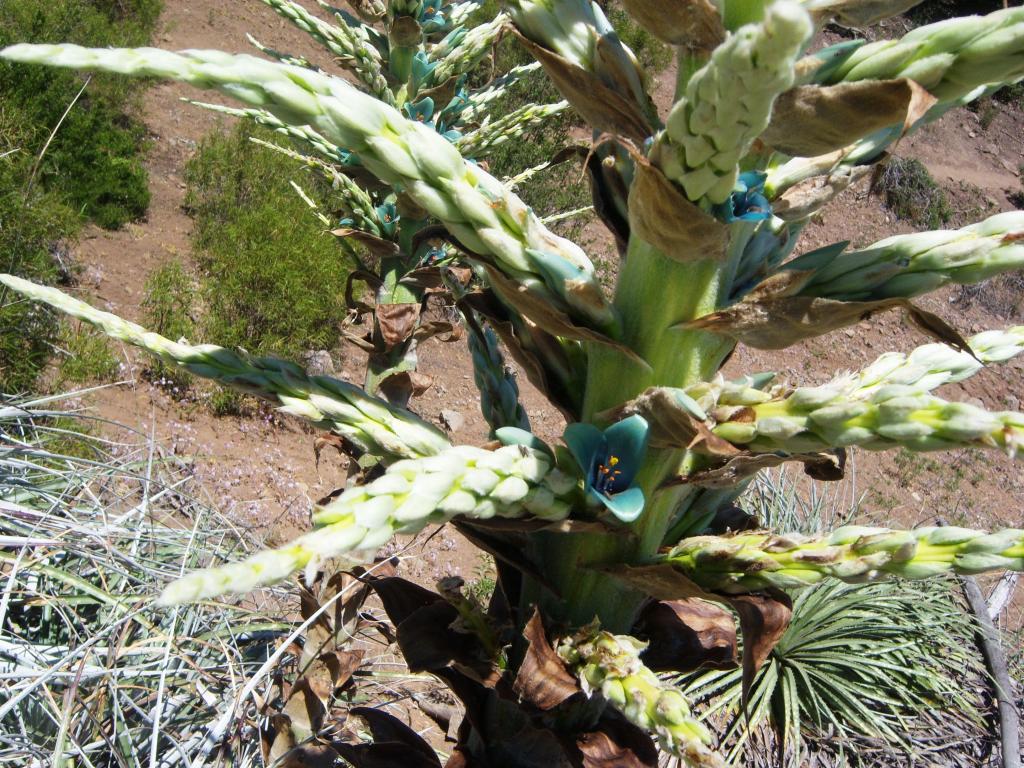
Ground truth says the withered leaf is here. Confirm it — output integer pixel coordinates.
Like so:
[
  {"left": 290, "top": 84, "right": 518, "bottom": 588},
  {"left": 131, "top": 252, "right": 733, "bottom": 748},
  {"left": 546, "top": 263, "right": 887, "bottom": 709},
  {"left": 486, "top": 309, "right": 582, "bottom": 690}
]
[
  {"left": 282, "top": 678, "right": 326, "bottom": 739},
  {"left": 276, "top": 743, "right": 340, "bottom": 768},
  {"left": 265, "top": 713, "right": 297, "bottom": 765},
  {"left": 684, "top": 451, "right": 844, "bottom": 488},
  {"left": 576, "top": 717, "right": 658, "bottom": 768},
  {"left": 514, "top": 610, "right": 581, "bottom": 710},
  {"left": 763, "top": 79, "right": 937, "bottom": 157},
  {"left": 332, "top": 228, "right": 401, "bottom": 258},
  {"left": 376, "top": 303, "right": 421, "bottom": 350},
  {"left": 602, "top": 563, "right": 720, "bottom": 603},
  {"left": 635, "top": 599, "right": 737, "bottom": 673},
  {"left": 345, "top": 269, "right": 383, "bottom": 314},
  {"left": 772, "top": 163, "right": 873, "bottom": 222},
  {"left": 389, "top": 14, "right": 422, "bottom": 45},
  {"left": 336, "top": 707, "right": 441, "bottom": 768},
  {"left": 378, "top": 370, "right": 433, "bottom": 404},
  {"left": 683, "top": 294, "right": 972, "bottom": 352},
  {"left": 726, "top": 591, "right": 792, "bottom": 714},
  {"left": 511, "top": 30, "right": 653, "bottom": 143},
  {"left": 483, "top": 265, "right": 647, "bottom": 368},
  {"left": 618, "top": 0, "right": 723, "bottom": 49},
  {"left": 411, "top": 320, "right": 464, "bottom": 343},
  {"left": 627, "top": 159, "right": 727, "bottom": 263},
  {"left": 806, "top": 0, "right": 925, "bottom": 26},
  {"left": 602, "top": 387, "right": 737, "bottom": 455}
]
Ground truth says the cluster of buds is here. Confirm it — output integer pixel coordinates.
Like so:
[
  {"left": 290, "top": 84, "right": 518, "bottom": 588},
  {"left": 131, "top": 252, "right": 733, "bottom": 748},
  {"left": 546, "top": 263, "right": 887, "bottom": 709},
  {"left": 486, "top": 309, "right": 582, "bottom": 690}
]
[
  {"left": 557, "top": 624, "right": 723, "bottom": 765},
  {"left": 666, "top": 525, "right": 1024, "bottom": 593}
]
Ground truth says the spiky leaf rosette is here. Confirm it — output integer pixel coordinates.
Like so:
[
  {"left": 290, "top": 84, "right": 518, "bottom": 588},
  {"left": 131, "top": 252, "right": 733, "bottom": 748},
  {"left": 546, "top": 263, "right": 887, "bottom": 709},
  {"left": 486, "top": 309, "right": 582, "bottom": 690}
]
[
  {"left": 664, "top": 526, "right": 1024, "bottom": 593},
  {"left": 0, "top": 43, "right": 616, "bottom": 332},
  {"left": 557, "top": 624, "right": 724, "bottom": 765},
  {"left": 651, "top": 2, "right": 813, "bottom": 204},
  {"left": 0, "top": 274, "right": 449, "bottom": 460},
  {"left": 159, "top": 442, "right": 577, "bottom": 603}
]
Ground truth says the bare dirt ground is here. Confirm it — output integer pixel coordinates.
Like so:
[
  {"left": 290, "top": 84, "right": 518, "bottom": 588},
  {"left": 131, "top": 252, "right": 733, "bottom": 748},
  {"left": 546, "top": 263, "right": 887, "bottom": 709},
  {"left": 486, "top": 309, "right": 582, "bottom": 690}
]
[{"left": 64, "top": 3, "right": 1024, "bottom": 603}]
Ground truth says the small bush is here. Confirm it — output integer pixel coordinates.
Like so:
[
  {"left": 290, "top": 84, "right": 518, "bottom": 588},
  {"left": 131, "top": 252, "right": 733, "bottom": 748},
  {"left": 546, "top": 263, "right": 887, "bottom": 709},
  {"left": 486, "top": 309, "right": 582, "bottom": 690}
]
[
  {"left": 184, "top": 123, "right": 355, "bottom": 362},
  {"left": 876, "top": 156, "right": 953, "bottom": 229},
  {"left": 141, "top": 258, "right": 196, "bottom": 390},
  {"left": 0, "top": 0, "right": 159, "bottom": 230},
  {"left": 54, "top": 320, "right": 120, "bottom": 385}
]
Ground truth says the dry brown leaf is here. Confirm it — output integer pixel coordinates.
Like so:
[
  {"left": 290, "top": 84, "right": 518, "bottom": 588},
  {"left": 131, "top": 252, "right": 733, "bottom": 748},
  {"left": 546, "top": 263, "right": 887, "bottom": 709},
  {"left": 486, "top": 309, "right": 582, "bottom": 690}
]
[
  {"left": 627, "top": 159, "right": 727, "bottom": 263},
  {"left": 483, "top": 265, "right": 647, "bottom": 367},
  {"left": 636, "top": 599, "right": 737, "bottom": 673},
  {"left": 331, "top": 228, "right": 401, "bottom": 258},
  {"left": 576, "top": 719, "right": 658, "bottom": 767},
  {"left": 511, "top": 30, "right": 653, "bottom": 143},
  {"left": 513, "top": 611, "right": 581, "bottom": 710},
  {"left": 376, "top": 303, "right": 421, "bottom": 349},
  {"left": 684, "top": 294, "right": 972, "bottom": 352},
  {"left": 618, "top": 0, "right": 723, "bottom": 48},
  {"left": 727, "top": 591, "right": 793, "bottom": 713},
  {"left": 763, "top": 79, "right": 937, "bottom": 157}
]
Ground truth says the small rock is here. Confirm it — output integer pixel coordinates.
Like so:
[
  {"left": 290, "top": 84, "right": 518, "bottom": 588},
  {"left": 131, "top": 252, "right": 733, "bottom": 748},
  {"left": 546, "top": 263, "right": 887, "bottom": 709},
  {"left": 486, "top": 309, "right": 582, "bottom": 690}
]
[
  {"left": 440, "top": 409, "right": 465, "bottom": 433},
  {"left": 302, "top": 350, "right": 335, "bottom": 376},
  {"left": 1005, "top": 395, "right": 1020, "bottom": 411},
  {"left": 968, "top": 130, "right": 977, "bottom": 138}
]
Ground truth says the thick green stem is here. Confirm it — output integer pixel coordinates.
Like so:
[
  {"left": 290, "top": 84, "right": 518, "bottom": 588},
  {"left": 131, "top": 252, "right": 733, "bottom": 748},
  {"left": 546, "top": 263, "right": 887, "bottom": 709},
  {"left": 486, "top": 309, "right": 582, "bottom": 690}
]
[{"left": 528, "top": 237, "right": 736, "bottom": 632}]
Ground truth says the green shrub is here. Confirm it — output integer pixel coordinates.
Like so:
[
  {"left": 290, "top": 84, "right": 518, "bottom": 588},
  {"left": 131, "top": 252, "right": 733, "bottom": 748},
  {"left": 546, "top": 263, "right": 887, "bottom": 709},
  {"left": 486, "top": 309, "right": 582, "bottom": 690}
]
[
  {"left": 54, "top": 320, "right": 120, "bottom": 385},
  {"left": 876, "top": 156, "right": 953, "bottom": 229},
  {"left": 141, "top": 258, "right": 196, "bottom": 390},
  {"left": 1, "top": 0, "right": 160, "bottom": 393},
  {"left": 183, "top": 123, "right": 355, "bottom": 362},
  {"left": 0, "top": 0, "right": 159, "bottom": 230}
]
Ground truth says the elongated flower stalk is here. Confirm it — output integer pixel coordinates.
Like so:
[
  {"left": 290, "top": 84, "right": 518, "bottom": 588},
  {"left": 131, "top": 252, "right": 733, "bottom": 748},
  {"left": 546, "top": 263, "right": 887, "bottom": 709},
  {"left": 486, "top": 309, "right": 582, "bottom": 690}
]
[
  {"left": 0, "top": 275, "right": 448, "bottom": 460},
  {"left": 557, "top": 625, "right": 724, "bottom": 765},
  {"left": 0, "top": 44, "right": 614, "bottom": 332},
  {"left": 651, "top": 1, "right": 812, "bottom": 204},
  {"left": 160, "top": 442, "right": 577, "bottom": 603},
  {"left": 261, "top": 0, "right": 392, "bottom": 101},
  {"left": 664, "top": 526, "right": 1024, "bottom": 593},
  {"left": 468, "top": 324, "right": 531, "bottom": 434},
  {"left": 825, "top": 6, "right": 1024, "bottom": 104},
  {"left": 684, "top": 327, "right": 1024, "bottom": 455},
  {"left": 456, "top": 99, "right": 569, "bottom": 156},
  {"left": 782, "top": 211, "right": 1024, "bottom": 301}
]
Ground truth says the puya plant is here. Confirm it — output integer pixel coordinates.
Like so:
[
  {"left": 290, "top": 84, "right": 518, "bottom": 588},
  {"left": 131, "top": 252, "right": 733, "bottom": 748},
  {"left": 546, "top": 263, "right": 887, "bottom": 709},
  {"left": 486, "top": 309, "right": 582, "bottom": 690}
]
[
  {"left": 2, "top": 0, "right": 1024, "bottom": 764},
  {"left": 193, "top": 0, "right": 569, "bottom": 410}
]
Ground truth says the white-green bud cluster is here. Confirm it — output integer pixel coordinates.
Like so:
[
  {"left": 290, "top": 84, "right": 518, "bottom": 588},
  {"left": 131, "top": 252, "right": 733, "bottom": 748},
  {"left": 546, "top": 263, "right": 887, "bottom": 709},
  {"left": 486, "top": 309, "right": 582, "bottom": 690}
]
[
  {"left": 314, "top": 443, "right": 576, "bottom": 527},
  {"left": 457, "top": 100, "right": 568, "bottom": 156},
  {"left": 557, "top": 625, "right": 723, "bottom": 765},
  {"left": 468, "top": 325, "right": 530, "bottom": 434},
  {"left": 789, "top": 211, "right": 1024, "bottom": 301},
  {"left": 827, "top": 7, "right": 1024, "bottom": 103},
  {"left": 0, "top": 44, "right": 615, "bottom": 330},
  {"left": 261, "top": 0, "right": 392, "bottom": 103},
  {"left": 666, "top": 526, "right": 1024, "bottom": 593},
  {"left": 459, "top": 62, "right": 542, "bottom": 122},
  {"left": 159, "top": 443, "right": 577, "bottom": 604},
  {"left": 183, "top": 99, "right": 345, "bottom": 163},
  {"left": 505, "top": 0, "right": 648, "bottom": 107},
  {"left": 431, "top": 14, "right": 509, "bottom": 84},
  {"left": 651, "top": 1, "right": 812, "bottom": 204},
  {"left": 696, "top": 348, "right": 1024, "bottom": 456},
  {"left": 0, "top": 275, "right": 449, "bottom": 460}
]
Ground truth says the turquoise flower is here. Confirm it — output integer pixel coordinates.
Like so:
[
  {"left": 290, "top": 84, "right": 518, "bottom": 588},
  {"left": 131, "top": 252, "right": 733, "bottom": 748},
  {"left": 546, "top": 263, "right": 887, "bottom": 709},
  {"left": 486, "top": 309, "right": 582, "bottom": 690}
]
[
  {"left": 714, "top": 171, "right": 771, "bottom": 223},
  {"left": 563, "top": 416, "right": 649, "bottom": 523},
  {"left": 403, "top": 97, "right": 435, "bottom": 124},
  {"left": 418, "top": 0, "right": 448, "bottom": 32},
  {"left": 375, "top": 202, "right": 399, "bottom": 238},
  {"left": 411, "top": 52, "right": 437, "bottom": 91}
]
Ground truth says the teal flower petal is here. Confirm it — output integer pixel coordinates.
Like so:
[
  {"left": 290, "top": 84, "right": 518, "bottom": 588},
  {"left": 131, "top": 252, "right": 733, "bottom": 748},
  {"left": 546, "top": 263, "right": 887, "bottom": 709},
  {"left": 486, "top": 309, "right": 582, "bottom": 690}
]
[
  {"left": 596, "top": 485, "right": 645, "bottom": 523},
  {"left": 564, "top": 422, "right": 604, "bottom": 477},
  {"left": 602, "top": 415, "right": 648, "bottom": 487}
]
